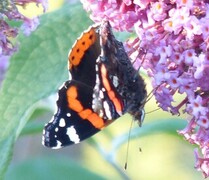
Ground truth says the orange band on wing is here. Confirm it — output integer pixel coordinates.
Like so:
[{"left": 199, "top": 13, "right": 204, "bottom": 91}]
[
  {"left": 67, "top": 86, "right": 83, "bottom": 112},
  {"left": 68, "top": 98, "right": 83, "bottom": 112},
  {"left": 108, "top": 90, "right": 122, "bottom": 113},
  {"left": 67, "top": 86, "right": 78, "bottom": 98},
  {"left": 100, "top": 64, "right": 123, "bottom": 114},
  {"left": 79, "top": 109, "right": 92, "bottom": 119},
  {"left": 87, "top": 113, "right": 104, "bottom": 129},
  {"left": 68, "top": 28, "right": 97, "bottom": 69},
  {"left": 66, "top": 86, "right": 104, "bottom": 129},
  {"left": 101, "top": 64, "right": 111, "bottom": 91}
]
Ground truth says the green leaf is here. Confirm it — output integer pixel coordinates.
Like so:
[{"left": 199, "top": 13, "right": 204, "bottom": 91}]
[
  {"left": 20, "top": 120, "right": 45, "bottom": 135},
  {"left": 28, "top": 107, "right": 51, "bottom": 121},
  {"left": 21, "top": 106, "right": 52, "bottom": 135},
  {"left": 5, "top": 157, "right": 105, "bottom": 180},
  {"left": 111, "top": 118, "right": 187, "bottom": 153},
  {"left": 0, "top": 3, "right": 92, "bottom": 178}
]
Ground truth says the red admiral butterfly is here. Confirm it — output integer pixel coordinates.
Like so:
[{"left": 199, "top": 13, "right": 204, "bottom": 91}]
[{"left": 42, "top": 21, "right": 147, "bottom": 149}]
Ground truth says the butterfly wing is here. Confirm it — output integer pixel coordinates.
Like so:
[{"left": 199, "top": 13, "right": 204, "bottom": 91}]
[
  {"left": 43, "top": 25, "right": 108, "bottom": 148},
  {"left": 43, "top": 81, "right": 104, "bottom": 148}
]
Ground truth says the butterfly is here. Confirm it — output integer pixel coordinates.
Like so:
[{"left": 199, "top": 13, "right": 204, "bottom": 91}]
[{"left": 42, "top": 21, "right": 147, "bottom": 149}]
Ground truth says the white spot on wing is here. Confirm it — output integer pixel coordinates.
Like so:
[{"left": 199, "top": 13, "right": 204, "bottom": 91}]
[
  {"left": 59, "top": 118, "right": 66, "bottom": 127},
  {"left": 66, "top": 126, "right": 80, "bottom": 144},
  {"left": 67, "top": 113, "right": 71, "bottom": 117},
  {"left": 69, "top": 72, "right": 72, "bottom": 80},
  {"left": 95, "top": 64, "right": 98, "bottom": 71},
  {"left": 99, "top": 109, "right": 104, "bottom": 117},
  {"left": 42, "top": 136, "right": 45, "bottom": 145},
  {"left": 93, "top": 93, "right": 96, "bottom": 98},
  {"left": 103, "top": 101, "right": 112, "bottom": 120},
  {"left": 99, "top": 90, "right": 104, "bottom": 99},
  {"left": 95, "top": 74, "right": 100, "bottom": 85},
  {"left": 52, "top": 140, "right": 62, "bottom": 149},
  {"left": 112, "top": 76, "right": 119, "bottom": 87},
  {"left": 55, "top": 127, "right": 59, "bottom": 132}
]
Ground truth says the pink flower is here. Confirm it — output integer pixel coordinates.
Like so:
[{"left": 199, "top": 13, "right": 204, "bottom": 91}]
[
  {"left": 186, "top": 95, "right": 208, "bottom": 118},
  {"left": 0, "top": 0, "right": 47, "bottom": 56},
  {"left": 81, "top": 0, "right": 209, "bottom": 177},
  {"left": 0, "top": 0, "right": 48, "bottom": 84},
  {"left": 81, "top": 0, "right": 140, "bottom": 31},
  {"left": 194, "top": 149, "right": 209, "bottom": 178},
  {"left": 21, "top": 17, "right": 40, "bottom": 36},
  {"left": 184, "top": 16, "right": 202, "bottom": 40}
]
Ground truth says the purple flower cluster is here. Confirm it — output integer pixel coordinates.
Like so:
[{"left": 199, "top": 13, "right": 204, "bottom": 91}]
[
  {"left": 0, "top": 0, "right": 47, "bottom": 86},
  {"left": 81, "top": 0, "right": 209, "bottom": 177}
]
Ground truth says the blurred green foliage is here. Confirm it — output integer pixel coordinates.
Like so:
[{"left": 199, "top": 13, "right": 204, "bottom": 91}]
[{"left": 5, "top": 157, "right": 105, "bottom": 180}]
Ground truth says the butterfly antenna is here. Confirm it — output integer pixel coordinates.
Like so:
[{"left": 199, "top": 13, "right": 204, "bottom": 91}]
[
  {"left": 124, "top": 118, "right": 134, "bottom": 170},
  {"left": 127, "top": 38, "right": 147, "bottom": 70},
  {"left": 137, "top": 49, "right": 147, "bottom": 71},
  {"left": 145, "top": 107, "right": 161, "bottom": 115},
  {"left": 145, "top": 89, "right": 155, "bottom": 103},
  {"left": 145, "top": 84, "right": 162, "bottom": 103}
]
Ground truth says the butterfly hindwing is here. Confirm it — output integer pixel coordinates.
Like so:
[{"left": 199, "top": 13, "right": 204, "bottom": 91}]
[{"left": 43, "top": 81, "right": 102, "bottom": 148}]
